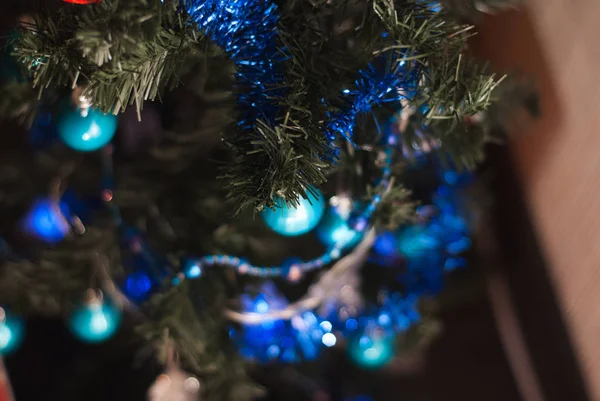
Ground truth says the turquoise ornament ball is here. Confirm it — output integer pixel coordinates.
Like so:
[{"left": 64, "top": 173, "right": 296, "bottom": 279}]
[
  {"left": 57, "top": 105, "right": 118, "bottom": 152},
  {"left": 69, "top": 294, "right": 122, "bottom": 343},
  {"left": 316, "top": 207, "right": 361, "bottom": 249},
  {"left": 0, "top": 309, "right": 25, "bottom": 356},
  {"left": 347, "top": 327, "right": 394, "bottom": 369},
  {"left": 261, "top": 188, "right": 326, "bottom": 236}
]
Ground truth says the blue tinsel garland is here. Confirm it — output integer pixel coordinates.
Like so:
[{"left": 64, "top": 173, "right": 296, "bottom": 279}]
[
  {"left": 185, "top": 0, "right": 420, "bottom": 148},
  {"left": 326, "top": 55, "right": 417, "bottom": 143},
  {"left": 186, "top": 0, "right": 286, "bottom": 133}
]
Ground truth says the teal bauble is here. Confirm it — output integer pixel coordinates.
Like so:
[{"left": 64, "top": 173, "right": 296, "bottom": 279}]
[
  {"left": 316, "top": 207, "right": 361, "bottom": 249},
  {"left": 57, "top": 105, "right": 118, "bottom": 152},
  {"left": 0, "top": 308, "right": 25, "bottom": 356},
  {"left": 347, "top": 326, "right": 394, "bottom": 369},
  {"left": 261, "top": 188, "right": 326, "bottom": 237},
  {"left": 68, "top": 292, "right": 122, "bottom": 343}
]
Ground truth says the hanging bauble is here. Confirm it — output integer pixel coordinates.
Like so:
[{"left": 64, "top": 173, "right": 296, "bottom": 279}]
[
  {"left": 261, "top": 187, "right": 325, "bottom": 237},
  {"left": 316, "top": 207, "right": 361, "bottom": 249},
  {"left": 56, "top": 100, "right": 117, "bottom": 152},
  {"left": 0, "top": 308, "right": 24, "bottom": 356},
  {"left": 347, "top": 325, "right": 394, "bottom": 369},
  {"left": 123, "top": 271, "right": 153, "bottom": 303},
  {"left": 68, "top": 290, "right": 122, "bottom": 343},
  {"left": 148, "top": 365, "right": 201, "bottom": 401},
  {"left": 21, "top": 198, "right": 70, "bottom": 244}
]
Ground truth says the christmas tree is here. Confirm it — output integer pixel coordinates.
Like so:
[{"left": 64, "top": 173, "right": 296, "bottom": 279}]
[{"left": 0, "top": 0, "right": 534, "bottom": 400}]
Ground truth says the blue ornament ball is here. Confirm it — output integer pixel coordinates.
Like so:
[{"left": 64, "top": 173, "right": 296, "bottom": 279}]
[
  {"left": 0, "top": 308, "right": 25, "bottom": 356},
  {"left": 57, "top": 104, "right": 117, "bottom": 152},
  {"left": 69, "top": 292, "right": 122, "bottom": 343},
  {"left": 316, "top": 207, "right": 361, "bottom": 249},
  {"left": 261, "top": 188, "right": 326, "bottom": 236},
  {"left": 347, "top": 326, "right": 394, "bottom": 369},
  {"left": 21, "top": 198, "right": 70, "bottom": 244},
  {"left": 123, "top": 271, "right": 153, "bottom": 302}
]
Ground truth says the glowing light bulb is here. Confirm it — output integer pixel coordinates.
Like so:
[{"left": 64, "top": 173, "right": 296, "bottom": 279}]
[{"left": 68, "top": 291, "right": 121, "bottom": 343}]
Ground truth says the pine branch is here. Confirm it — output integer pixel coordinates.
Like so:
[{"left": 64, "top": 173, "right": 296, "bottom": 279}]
[
  {"left": 371, "top": 184, "right": 416, "bottom": 231},
  {"left": 0, "top": 226, "right": 120, "bottom": 314},
  {"left": 14, "top": 0, "right": 203, "bottom": 114},
  {"left": 220, "top": 79, "right": 333, "bottom": 213},
  {"left": 373, "top": 0, "right": 505, "bottom": 169},
  {"left": 141, "top": 279, "right": 263, "bottom": 401}
]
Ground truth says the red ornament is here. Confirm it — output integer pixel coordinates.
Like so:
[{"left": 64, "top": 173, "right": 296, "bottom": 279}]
[
  {"left": 0, "top": 359, "right": 14, "bottom": 401},
  {"left": 63, "top": 0, "right": 101, "bottom": 4}
]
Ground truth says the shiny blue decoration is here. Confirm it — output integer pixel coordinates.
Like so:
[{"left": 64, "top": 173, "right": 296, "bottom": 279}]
[
  {"left": 123, "top": 271, "right": 153, "bottom": 302},
  {"left": 21, "top": 198, "right": 70, "bottom": 243},
  {"left": 316, "top": 207, "right": 361, "bottom": 249},
  {"left": 0, "top": 309, "right": 24, "bottom": 355},
  {"left": 57, "top": 106, "right": 117, "bottom": 152},
  {"left": 326, "top": 56, "right": 415, "bottom": 144},
  {"left": 68, "top": 295, "right": 122, "bottom": 343},
  {"left": 185, "top": 0, "right": 417, "bottom": 153},
  {"left": 186, "top": 0, "right": 285, "bottom": 137},
  {"left": 347, "top": 326, "right": 395, "bottom": 369},
  {"left": 261, "top": 188, "right": 326, "bottom": 236}
]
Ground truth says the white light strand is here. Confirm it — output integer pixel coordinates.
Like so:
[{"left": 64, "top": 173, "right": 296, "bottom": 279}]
[{"left": 224, "top": 229, "right": 375, "bottom": 325}]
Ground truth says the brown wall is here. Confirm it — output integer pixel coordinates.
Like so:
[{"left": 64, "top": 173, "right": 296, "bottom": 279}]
[{"left": 473, "top": 2, "right": 600, "bottom": 398}]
